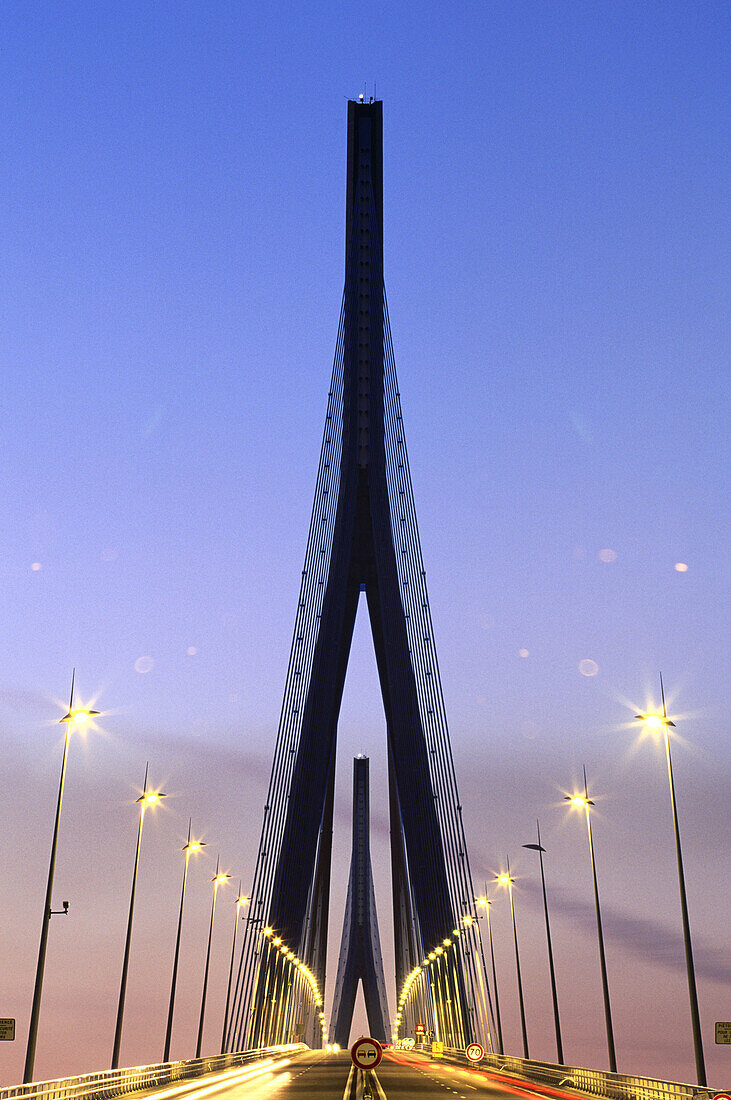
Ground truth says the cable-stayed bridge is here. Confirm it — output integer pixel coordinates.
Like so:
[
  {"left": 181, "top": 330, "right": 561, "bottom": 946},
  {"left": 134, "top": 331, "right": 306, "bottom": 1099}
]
[{"left": 11, "top": 101, "right": 720, "bottom": 1100}]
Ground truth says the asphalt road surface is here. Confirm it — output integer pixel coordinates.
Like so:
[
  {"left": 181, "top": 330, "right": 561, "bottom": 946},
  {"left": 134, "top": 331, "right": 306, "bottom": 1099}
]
[{"left": 131, "top": 1048, "right": 592, "bottom": 1100}]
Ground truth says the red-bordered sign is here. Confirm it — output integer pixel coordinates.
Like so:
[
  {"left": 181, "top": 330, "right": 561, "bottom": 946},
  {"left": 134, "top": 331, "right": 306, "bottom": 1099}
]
[
  {"left": 466, "top": 1042, "right": 484, "bottom": 1062},
  {"left": 711, "top": 1094, "right": 731, "bottom": 1100},
  {"left": 351, "top": 1036, "right": 383, "bottom": 1070}
]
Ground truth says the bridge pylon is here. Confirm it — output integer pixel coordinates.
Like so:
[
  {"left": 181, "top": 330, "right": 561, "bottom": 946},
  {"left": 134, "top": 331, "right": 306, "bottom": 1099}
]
[
  {"left": 226, "top": 100, "right": 495, "bottom": 1056},
  {"left": 330, "top": 756, "right": 390, "bottom": 1046}
]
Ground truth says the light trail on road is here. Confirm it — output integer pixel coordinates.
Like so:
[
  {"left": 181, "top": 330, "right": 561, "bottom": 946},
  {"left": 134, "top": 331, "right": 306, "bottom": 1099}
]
[{"left": 121, "top": 1049, "right": 608, "bottom": 1100}]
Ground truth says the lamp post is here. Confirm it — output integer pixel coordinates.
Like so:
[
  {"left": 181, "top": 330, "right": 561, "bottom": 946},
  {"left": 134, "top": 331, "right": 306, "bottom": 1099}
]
[
  {"left": 429, "top": 951, "right": 442, "bottom": 1044},
  {"left": 111, "top": 765, "right": 166, "bottom": 1068},
  {"left": 24, "top": 672, "right": 99, "bottom": 1083},
  {"left": 196, "top": 858, "right": 230, "bottom": 1057},
  {"left": 163, "top": 824, "right": 205, "bottom": 1062},
  {"left": 497, "top": 860, "right": 529, "bottom": 1059},
  {"left": 221, "top": 885, "right": 250, "bottom": 1052},
  {"left": 523, "top": 821, "right": 563, "bottom": 1064},
  {"left": 635, "top": 676, "right": 706, "bottom": 1085},
  {"left": 476, "top": 891, "right": 503, "bottom": 1054},
  {"left": 565, "top": 767, "right": 617, "bottom": 1072}
]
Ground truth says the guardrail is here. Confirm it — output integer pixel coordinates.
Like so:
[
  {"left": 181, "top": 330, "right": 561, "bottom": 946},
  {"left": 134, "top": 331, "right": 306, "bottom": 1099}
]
[
  {"left": 439, "top": 1048, "right": 722, "bottom": 1100},
  {"left": 0, "top": 1044, "right": 307, "bottom": 1100}
]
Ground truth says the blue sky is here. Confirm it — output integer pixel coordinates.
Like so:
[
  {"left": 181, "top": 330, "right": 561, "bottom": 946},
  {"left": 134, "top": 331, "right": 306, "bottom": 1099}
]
[{"left": 1, "top": 0, "right": 728, "bottom": 1086}]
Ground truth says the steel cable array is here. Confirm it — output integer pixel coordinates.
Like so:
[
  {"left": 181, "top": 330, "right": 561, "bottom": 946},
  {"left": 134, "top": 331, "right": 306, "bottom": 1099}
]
[
  {"left": 227, "top": 298, "right": 346, "bottom": 1051},
  {"left": 379, "top": 206, "right": 496, "bottom": 1050}
]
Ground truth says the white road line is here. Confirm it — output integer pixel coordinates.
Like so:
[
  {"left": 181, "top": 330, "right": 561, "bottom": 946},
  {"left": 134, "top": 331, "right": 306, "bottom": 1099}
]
[
  {"left": 342, "top": 1063, "right": 356, "bottom": 1100},
  {"left": 369, "top": 1070, "right": 387, "bottom": 1099}
]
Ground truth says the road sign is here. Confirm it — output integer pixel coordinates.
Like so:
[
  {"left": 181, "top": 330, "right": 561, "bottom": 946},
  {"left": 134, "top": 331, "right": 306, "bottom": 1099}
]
[
  {"left": 431, "top": 1040, "right": 444, "bottom": 1056},
  {"left": 351, "top": 1036, "right": 383, "bottom": 1070},
  {"left": 715, "top": 1021, "right": 731, "bottom": 1044},
  {"left": 0, "top": 1019, "right": 15, "bottom": 1041},
  {"left": 415, "top": 1023, "right": 425, "bottom": 1034},
  {"left": 466, "top": 1042, "right": 484, "bottom": 1062},
  {"left": 711, "top": 1094, "right": 731, "bottom": 1100}
]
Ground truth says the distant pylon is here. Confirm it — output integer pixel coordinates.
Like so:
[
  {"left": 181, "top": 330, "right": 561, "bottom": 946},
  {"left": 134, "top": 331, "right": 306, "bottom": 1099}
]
[{"left": 330, "top": 756, "right": 389, "bottom": 1045}]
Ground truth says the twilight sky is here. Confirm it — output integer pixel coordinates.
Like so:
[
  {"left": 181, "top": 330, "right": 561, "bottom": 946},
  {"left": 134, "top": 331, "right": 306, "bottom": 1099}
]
[{"left": 1, "top": 0, "right": 729, "bottom": 1088}]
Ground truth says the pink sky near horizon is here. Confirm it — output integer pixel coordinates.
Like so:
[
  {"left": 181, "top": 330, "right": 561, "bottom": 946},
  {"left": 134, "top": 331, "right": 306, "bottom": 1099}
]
[{"left": 1, "top": 623, "right": 728, "bottom": 1086}]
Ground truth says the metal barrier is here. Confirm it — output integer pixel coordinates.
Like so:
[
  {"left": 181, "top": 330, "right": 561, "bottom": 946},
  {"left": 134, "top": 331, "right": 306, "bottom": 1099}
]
[
  {"left": 0, "top": 1044, "right": 307, "bottom": 1100},
  {"left": 440, "top": 1048, "right": 721, "bottom": 1100}
]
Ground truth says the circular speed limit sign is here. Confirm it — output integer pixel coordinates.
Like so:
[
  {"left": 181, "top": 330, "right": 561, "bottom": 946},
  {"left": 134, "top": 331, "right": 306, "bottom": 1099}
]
[
  {"left": 351, "top": 1036, "right": 383, "bottom": 1070},
  {"left": 466, "top": 1042, "right": 484, "bottom": 1062}
]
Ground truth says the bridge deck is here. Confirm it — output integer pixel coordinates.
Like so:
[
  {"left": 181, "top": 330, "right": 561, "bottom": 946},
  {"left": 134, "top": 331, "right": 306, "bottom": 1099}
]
[{"left": 112, "top": 1049, "right": 609, "bottom": 1100}]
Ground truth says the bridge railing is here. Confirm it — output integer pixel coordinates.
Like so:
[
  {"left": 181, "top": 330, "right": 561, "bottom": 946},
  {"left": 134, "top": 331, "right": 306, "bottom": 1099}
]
[
  {"left": 440, "top": 1048, "right": 719, "bottom": 1100},
  {"left": 0, "top": 1044, "right": 307, "bottom": 1100}
]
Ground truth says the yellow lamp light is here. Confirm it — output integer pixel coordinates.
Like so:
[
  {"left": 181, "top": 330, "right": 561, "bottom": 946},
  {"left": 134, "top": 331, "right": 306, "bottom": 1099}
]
[{"left": 60, "top": 707, "right": 100, "bottom": 725}]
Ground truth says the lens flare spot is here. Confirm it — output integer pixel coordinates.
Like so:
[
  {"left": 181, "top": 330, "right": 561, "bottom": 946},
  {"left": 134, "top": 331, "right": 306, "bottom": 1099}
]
[
  {"left": 31, "top": 562, "right": 42, "bottom": 571},
  {"left": 134, "top": 656, "right": 154, "bottom": 674},
  {"left": 579, "top": 658, "right": 599, "bottom": 677},
  {"left": 598, "top": 548, "right": 617, "bottom": 563},
  {"left": 518, "top": 648, "right": 530, "bottom": 658},
  {"left": 674, "top": 562, "right": 688, "bottom": 572},
  {"left": 521, "top": 719, "right": 540, "bottom": 740},
  {"left": 187, "top": 646, "right": 198, "bottom": 656}
]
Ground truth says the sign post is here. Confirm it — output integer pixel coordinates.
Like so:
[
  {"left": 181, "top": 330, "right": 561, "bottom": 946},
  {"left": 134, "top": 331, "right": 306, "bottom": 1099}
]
[{"left": 351, "top": 1038, "right": 383, "bottom": 1100}]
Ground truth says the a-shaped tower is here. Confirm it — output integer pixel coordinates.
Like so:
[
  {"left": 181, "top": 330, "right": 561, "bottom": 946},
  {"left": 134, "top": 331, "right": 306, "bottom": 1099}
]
[
  {"left": 330, "top": 756, "right": 389, "bottom": 1045},
  {"left": 227, "top": 100, "right": 494, "bottom": 1054}
]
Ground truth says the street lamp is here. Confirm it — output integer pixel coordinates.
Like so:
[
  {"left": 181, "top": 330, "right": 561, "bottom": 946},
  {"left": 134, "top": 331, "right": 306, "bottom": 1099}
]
[
  {"left": 24, "top": 672, "right": 99, "bottom": 1083},
  {"left": 635, "top": 676, "right": 706, "bottom": 1085},
  {"left": 163, "top": 824, "right": 205, "bottom": 1062},
  {"left": 523, "top": 821, "right": 563, "bottom": 1064},
  {"left": 564, "top": 767, "right": 617, "bottom": 1072},
  {"left": 476, "top": 892, "right": 503, "bottom": 1055},
  {"left": 196, "top": 858, "right": 230, "bottom": 1057},
  {"left": 111, "top": 764, "right": 166, "bottom": 1068},
  {"left": 497, "top": 860, "right": 529, "bottom": 1059},
  {"left": 221, "top": 884, "right": 250, "bottom": 1053}
]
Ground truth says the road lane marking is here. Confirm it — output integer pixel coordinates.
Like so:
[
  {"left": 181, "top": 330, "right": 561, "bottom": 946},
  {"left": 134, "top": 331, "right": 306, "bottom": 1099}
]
[
  {"left": 368, "top": 1070, "right": 387, "bottom": 1099},
  {"left": 428, "top": 1060, "right": 592, "bottom": 1100},
  {"left": 342, "top": 1063, "right": 356, "bottom": 1100},
  {"left": 389, "top": 1059, "right": 480, "bottom": 1097}
]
